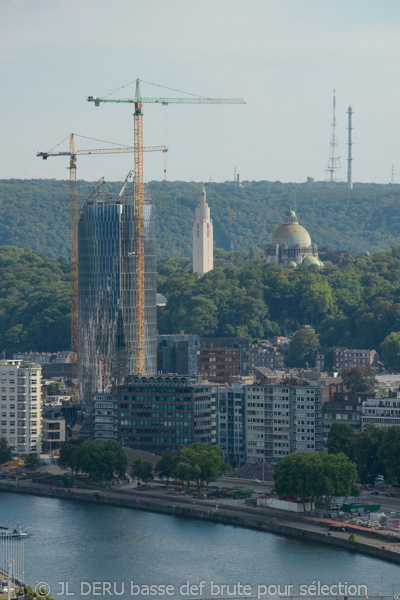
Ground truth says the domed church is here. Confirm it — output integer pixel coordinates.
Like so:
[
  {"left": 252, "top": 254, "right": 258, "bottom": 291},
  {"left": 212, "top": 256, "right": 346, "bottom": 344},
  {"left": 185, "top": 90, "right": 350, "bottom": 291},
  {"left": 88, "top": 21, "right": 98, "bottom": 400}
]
[{"left": 264, "top": 209, "right": 320, "bottom": 268}]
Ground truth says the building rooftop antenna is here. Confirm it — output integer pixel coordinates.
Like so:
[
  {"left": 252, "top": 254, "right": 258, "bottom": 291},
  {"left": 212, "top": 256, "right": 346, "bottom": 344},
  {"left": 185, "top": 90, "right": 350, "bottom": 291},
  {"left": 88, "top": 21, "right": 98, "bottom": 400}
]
[{"left": 326, "top": 90, "right": 341, "bottom": 187}]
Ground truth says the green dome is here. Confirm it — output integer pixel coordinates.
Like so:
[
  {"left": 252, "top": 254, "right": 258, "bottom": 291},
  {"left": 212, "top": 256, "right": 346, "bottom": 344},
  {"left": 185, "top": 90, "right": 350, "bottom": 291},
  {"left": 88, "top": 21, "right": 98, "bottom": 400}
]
[
  {"left": 271, "top": 209, "right": 312, "bottom": 246},
  {"left": 286, "top": 261, "right": 297, "bottom": 269},
  {"left": 303, "top": 256, "right": 320, "bottom": 267},
  {"left": 272, "top": 224, "right": 312, "bottom": 246}
]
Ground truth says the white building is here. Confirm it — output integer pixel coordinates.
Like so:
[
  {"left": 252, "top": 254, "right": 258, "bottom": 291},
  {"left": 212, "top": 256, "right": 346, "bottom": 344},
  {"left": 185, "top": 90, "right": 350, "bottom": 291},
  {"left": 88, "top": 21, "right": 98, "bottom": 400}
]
[
  {"left": 193, "top": 186, "right": 213, "bottom": 277},
  {"left": 93, "top": 390, "right": 119, "bottom": 441},
  {"left": 362, "top": 394, "right": 400, "bottom": 429},
  {"left": 246, "top": 382, "right": 323, "bottom": 463},
  {"left": 0, "top": 359, "right": 42, "bottom": 456}
]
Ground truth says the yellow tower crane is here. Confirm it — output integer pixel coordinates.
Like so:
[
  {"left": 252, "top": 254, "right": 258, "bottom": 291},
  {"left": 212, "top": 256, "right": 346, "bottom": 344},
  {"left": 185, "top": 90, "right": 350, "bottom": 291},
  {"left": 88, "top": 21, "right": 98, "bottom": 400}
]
[
  {"left": 37, "top": 134, "right": 167, "bottom": 402},
  {"left": 88, "top": 79, "right": 245, "bottom": 374}
]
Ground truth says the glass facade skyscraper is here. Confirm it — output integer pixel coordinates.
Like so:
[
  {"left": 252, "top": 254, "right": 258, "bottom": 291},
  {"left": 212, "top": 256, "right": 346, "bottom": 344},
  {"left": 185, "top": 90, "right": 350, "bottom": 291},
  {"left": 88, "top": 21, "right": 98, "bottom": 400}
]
[{"left": 78, "top": 178, "right": 156, "bottom": 409}]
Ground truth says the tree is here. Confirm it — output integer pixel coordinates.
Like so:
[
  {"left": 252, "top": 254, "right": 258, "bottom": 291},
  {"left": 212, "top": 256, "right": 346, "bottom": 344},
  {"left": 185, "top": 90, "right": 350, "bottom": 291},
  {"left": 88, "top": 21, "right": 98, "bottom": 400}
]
[
  {"left": 0, "top": 437, "right": 12, "bottom": 464},
  {"left": 47, "top": 381, "right": 64, "bottom": 396},
  {"left": 171, "top": 444, "right": 230, "bottom": 489},
  {"left": 155, "top": 449, "right": 175, "bottom": 483},
  {"left": 354, "top": 425, "right": 385, "bottom": 485},
  {"left": 274, "top": 451, "right": 360, "bottom": 507},
  {"left": 378, "top": 426, "right": 400, "bottom": 484},
  {"left": 103, "top": 440, "right": 128, "bottom": 477},
  {"left": 131, "top": 459, "right": 154, "bottom": 483},
  {"left": 24, "top": 454, "right": 41, "bottom": 470},
  {"left": 58, "top": 440, "right": 82, "bottom": 473},
  {"left": 287, "top": 328, "right": 319, "bottom": 368},
  {"left": 58, "top": 439, "right": 127, "bottom": 479},
  {"left": 341, "top": 366, "right": 377, "bottom": 394},
  {"left": 299, "top": 278, "right": 334, "bottom": 327},
  {"left": 326, "top": 422, "right": 356, "bottom": 461},
  {"left": 380, "top": 332, "right": 400, "bottom": 372}
]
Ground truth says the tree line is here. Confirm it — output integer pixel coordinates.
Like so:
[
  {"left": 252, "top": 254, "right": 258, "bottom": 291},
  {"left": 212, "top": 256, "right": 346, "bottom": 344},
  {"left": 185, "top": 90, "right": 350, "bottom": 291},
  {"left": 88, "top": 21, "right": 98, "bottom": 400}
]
[
  {"left": 57, "top": 440, "right": 228, "bottom": 488},
  {"left": 2, "top": 244, "right": 400, "bottom": 366},
  {"left": 1, "top": 179, "right": 400, "bottom": 260},
  {"left": 327, "top": 422, "right": 400, "bottom": 486},
  {"left": 158, "top": 249, "right": 400, "bottom": 366}
]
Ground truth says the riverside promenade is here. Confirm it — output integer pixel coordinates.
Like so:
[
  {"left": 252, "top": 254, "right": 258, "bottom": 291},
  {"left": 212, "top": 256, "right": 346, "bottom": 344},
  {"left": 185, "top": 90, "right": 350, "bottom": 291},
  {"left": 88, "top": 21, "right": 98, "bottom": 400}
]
[{"left": 1, "top": 476, "right": 400, "bottom": 566}]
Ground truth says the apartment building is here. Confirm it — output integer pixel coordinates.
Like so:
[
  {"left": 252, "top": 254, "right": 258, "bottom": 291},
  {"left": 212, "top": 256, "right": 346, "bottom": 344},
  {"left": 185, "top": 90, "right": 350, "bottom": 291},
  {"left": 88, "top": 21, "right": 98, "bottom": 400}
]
[
  {"left": 0, "top": 359, "right": 41, "bottom": 455},
  {"left": 333, "top": 348, "right": 378, "bottom": 370},
  {"left": 245, "top": 381, "right": 323, "bottom": 463},
  {"left": 322, "top": 385, "right": 365, "bottom": 445},
  {"left": 93, "top": 390, "right": 119, "bottom": 441},
  {"left": 361, "top": 394, "right": 400, "bottom": 429}
]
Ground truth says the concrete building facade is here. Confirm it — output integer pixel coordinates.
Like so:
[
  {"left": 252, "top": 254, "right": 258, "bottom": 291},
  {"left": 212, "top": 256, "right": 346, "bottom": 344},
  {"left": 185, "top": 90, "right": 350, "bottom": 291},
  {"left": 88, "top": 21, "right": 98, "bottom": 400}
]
[
  {"left": 361, "top": 394, "right": 400, "bottom": 429},
  {"left": 246, "top": 381, "right": 323, "bottom": 463},
  {"left": 193, "top": 187, "right": 213, "bottom": 277},
  {"left": 0, "top": 359, "right": 41, "bottom": 455},
  {"left": 93, "top": 390, "right": 119, "bottom": 441},
  {"left": 322, "top": 385, "right": 365, "bottom": 445}
]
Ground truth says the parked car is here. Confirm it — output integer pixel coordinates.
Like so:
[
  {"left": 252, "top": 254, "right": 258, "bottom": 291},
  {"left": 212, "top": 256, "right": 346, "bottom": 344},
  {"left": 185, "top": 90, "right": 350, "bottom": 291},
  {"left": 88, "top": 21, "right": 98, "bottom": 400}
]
[{"left": 251, "top": 478, "right": 261, "bottom": 483}]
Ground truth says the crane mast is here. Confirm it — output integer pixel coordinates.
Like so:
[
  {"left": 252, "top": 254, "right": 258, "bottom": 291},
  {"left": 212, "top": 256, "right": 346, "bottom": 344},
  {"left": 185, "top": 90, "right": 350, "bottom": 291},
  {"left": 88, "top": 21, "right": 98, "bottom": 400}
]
[
  {"left": 88, "top": 79, "right": 245, "bottom": 376},
  {"left": 69, "top": 135, "right": 79, "bottom": 402},
  {"left": 134, "top": 81, "right": 146, "bottom": 373}
]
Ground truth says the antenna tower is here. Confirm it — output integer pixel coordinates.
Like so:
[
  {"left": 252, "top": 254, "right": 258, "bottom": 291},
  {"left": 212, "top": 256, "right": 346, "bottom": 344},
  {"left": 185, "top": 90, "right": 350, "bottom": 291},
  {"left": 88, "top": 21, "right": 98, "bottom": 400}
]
[
  {"left": 347, "top": 106, "right": 353, "bottom": 190},
  {"left": 326, "top": 90, "right": 341, "bottom": 186}
]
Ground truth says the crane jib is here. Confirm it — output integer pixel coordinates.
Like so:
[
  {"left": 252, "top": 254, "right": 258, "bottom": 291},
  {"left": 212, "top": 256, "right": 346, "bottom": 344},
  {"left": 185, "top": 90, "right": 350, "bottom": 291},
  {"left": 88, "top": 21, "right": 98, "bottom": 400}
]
[{"left": 87, "top": 96, "right": 245, "bottom": 105}]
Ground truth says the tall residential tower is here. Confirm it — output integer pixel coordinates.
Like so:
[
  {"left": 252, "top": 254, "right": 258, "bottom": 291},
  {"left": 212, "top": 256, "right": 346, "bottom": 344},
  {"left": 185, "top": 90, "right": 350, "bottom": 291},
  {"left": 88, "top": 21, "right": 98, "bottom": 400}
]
[
  {"left": 193, "top": 187, "right": 213, "bottom": 277},
  {"left": 78, "top": 178, "right": 157, "bottom": 410}
]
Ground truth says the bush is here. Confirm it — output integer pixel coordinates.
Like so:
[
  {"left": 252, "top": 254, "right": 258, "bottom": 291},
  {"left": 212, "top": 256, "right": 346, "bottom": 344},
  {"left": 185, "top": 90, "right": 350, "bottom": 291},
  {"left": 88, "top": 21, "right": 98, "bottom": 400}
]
[{"left": 348, "top": 533, "right": 357, "bottom": 544}]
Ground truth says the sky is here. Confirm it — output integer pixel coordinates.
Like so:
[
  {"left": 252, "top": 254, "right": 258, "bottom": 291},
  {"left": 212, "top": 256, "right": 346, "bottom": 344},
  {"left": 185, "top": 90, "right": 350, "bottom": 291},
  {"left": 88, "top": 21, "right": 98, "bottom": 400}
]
[{"left": 1, "top": 0, "right": 400, "bottom": 184}]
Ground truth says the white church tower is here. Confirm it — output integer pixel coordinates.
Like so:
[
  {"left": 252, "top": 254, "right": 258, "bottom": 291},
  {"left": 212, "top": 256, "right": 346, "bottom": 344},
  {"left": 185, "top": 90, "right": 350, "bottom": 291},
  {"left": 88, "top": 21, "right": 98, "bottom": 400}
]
[{"left": 193, "top": 186, "right": 213, "bottom": 277}]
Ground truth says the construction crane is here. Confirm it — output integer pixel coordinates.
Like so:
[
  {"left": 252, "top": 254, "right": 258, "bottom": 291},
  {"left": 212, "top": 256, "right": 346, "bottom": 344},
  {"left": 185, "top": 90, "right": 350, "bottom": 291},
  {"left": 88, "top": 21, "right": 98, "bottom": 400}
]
[
  {"left": 88, "top": 79, "right": 245, "bottom": 374},
  {"left": 37, "top": 133, "right": 167, "bottom": 402}
]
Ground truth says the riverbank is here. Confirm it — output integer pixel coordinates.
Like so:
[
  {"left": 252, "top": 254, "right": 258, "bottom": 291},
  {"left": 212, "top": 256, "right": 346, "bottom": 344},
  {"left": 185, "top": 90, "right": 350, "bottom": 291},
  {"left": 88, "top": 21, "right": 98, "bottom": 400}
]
[{"left": 1, "top": 479, "right": 399, "bottom": 566}]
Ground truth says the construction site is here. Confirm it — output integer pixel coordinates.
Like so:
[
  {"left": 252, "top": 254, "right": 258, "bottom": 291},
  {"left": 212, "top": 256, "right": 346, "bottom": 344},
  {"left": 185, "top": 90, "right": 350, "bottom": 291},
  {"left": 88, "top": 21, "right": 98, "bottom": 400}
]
[{"left": 37, "top": 79, "right": 245, "bottom": 415}]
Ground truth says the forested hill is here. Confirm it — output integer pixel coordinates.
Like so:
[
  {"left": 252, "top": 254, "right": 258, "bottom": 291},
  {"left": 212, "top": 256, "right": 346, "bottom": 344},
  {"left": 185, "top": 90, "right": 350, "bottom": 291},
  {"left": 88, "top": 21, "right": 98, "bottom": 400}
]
[{"left": 1, "top": 179, "right": 399, "bottom": 259}]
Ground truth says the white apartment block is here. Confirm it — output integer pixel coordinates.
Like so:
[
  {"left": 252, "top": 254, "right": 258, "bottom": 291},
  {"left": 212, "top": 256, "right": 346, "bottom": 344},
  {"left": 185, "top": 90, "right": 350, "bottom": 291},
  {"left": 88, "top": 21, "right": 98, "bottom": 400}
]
[
  {"left": 362, "top": 394, "right": 400, "bottom": 429},
  {"left": 93, "top": 391, "right": 119, "bottom": 441},
  {"left": 246, "top": 383, "right": 322, "bottom": 463},
  {"left": 0, "top": 359, "right": 41, "bottom": 456}
]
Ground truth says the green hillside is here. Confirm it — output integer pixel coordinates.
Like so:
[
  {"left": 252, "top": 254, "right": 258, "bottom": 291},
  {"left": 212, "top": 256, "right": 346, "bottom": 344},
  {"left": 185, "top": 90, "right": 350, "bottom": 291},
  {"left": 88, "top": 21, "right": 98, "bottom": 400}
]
[{"left": 0, "top": 179, "right": 399, "bottom": 259}]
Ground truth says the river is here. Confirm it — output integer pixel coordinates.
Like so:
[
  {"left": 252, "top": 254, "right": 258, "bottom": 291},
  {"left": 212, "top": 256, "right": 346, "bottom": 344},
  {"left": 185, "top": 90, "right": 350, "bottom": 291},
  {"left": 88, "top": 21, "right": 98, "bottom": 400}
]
[{"left": 1, "top": 492, "right": 399, "bottom": 599}]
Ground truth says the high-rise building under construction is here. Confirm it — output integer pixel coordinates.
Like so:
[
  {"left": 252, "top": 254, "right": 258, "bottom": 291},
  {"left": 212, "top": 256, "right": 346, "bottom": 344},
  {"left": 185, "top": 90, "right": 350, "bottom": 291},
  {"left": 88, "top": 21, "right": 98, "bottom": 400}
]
[{"left": 78, "top": 177, "right": 157, "bottom": 410}]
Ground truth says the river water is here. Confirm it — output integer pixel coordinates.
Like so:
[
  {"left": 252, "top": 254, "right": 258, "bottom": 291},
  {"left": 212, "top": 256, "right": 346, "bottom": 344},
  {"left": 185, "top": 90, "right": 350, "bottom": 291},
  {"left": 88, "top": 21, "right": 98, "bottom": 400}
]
[{"left": 1, "top": 492, "right": 399, "bottom": 599}]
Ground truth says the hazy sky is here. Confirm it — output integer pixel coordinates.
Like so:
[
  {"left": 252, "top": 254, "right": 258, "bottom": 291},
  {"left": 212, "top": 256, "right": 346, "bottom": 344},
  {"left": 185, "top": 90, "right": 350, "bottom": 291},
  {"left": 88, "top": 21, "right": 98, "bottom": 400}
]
[{"left": 2, "top": 0, "right": 400, "bottom": 183}]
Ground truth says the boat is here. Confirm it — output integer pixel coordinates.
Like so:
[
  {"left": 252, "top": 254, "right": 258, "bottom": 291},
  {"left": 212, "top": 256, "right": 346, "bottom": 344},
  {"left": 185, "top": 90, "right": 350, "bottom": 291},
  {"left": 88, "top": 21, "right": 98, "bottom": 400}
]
[{"left": 0, "top": 525, "right": 27, "bottom": 538}]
